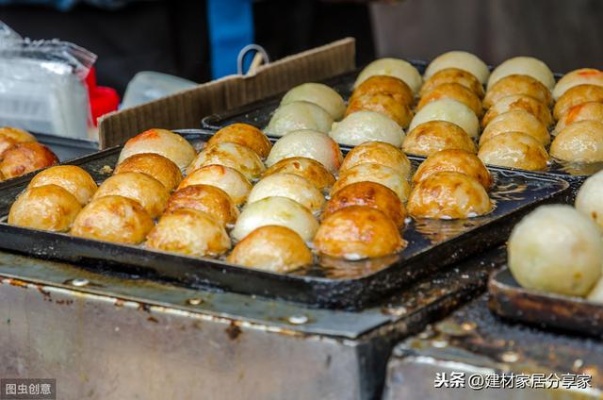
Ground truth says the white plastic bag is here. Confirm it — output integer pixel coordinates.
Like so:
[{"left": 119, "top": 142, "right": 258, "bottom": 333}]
[{"left": 0, "top": 22, "right": 97, "bottom": 140}]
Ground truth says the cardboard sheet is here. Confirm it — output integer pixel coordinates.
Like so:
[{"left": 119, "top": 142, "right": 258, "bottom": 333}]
[{"left": 98, "top": 38, "right": 356, "bottom": 149}]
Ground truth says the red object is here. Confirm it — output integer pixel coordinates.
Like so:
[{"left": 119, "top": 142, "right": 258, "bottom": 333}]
[{"left": 85, "top": 67, "right": 120, "bottom": 126}]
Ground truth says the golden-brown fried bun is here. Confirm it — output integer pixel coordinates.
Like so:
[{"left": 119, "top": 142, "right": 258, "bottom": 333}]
[
  {"left": 420, "top": 67, "right": 485, "bottom": 98},
  {"left": 575, "top": 170, "right": 603, "bottom": 232},
  {"left": 418, "top": 82, "right": 483, "bottom": 117},
  {"left": 508, "top": 204, "right": 603, "bottom": 297},
  {"left": 407, "top": 171, "right": 492, "bottom": 219},
  {"left": 165, "top": 184, "right": 239, "bottom": 227},
  {"left": 0, "top": 126, "right": 36, "bottom": 155},
  {"left": 71, "top": 195, "right": 154, "bottom": 244},
  {"left": 351, "top": 75, "right": 414, "bottom": 106},
  {"left": 553, "top": 84, "right": 603, "bottom": 120},
  {"left": 186, "top": 141, "right": 265, "bottom": 180},
  {"left": 478, "top": 132, "right": 549, "bottom": 171},
  {"left": 206, "top": 123, "right": 272, "bottom": 159},
  {"left": 0, "top": 142, "right": 59, "bottom": 180},
  {"left": 264, "top": 101, "right": 334, "bottom": 137},
  {"left": 247, "top": 173, "right": 325, "bottom": 213},
  {"left": 8, "top": 184, "right": 81, "bottom": 232},
  {"left": 329, "top": 110, "right": 405, "bottom": 147},
  {"left": 262, "top": 156, "right": 335, "bottom": 191},
  {"left": 93, "top": 171, "right": 169, "bottom": 219},
  {"left": 28, "top": 165, "right": 98, "bottom": 205},
  {"left": 550, "top": 120, "right": 603, "bottom": 163},
  {"left": 178, "top": 165, "right": 251, "bottom": 206},
  {"left": 409, "top": 98, "right": 479, "bottom": 139},
  {"left": 117, "top": 128, "right": 196, "bottom": 170},
  {"left": 227, "top": 225, "right": 312, "bottom": 272},
  {"left": 0, "top": 126, "right": 36, "bottom": 142},
  {"left": 480, "top": 110, "right": 550, "bottom": 146},
  {"left": 0, "top": 170, "right": 4, "bottom": 181},
  {"left": 345, "top": 92, "right": 413, "bottom": 128},
  {"left": 482, "top": 94, "right": 553, "bottom": 128},
  {"left": 323, "top": 181, "right": 407, "bottom": 227},
  {"left": 145, "top": 208, "right": 230, "bottom": 257},
  {"left": 231, "top": 196, "right": 319, "bottom": 242},
  {"left": 413, "top": 149, "right": 492, "bottom": 190},
  {"left": 354, "top": 58, "right": 422, "bottom": 94},
  {"left": 403, "top": 120, "right": 476, "bottom": 157},
  {"left": 113, "top": 153, "right": 182, "bottom": 192},
  {"left": 340, "top": 141, "right": 411, "bottom": 178},
  {"left": 423, "top": 51, "right": 490, "bottom": 85},
  {"left": 487, "top": 56, "right": 555, "bottom": 90},
  {"left": 553, "top": 68, "right": 603, "bottom": 100},
  {"left": 280, "top": 83, "right": 346, "bottom": 120},
  {"left": 553, "top": 101, "right": 603, "bottom": 136},
  {"left": 266, "top": 129, "right": 343, "bottom": 173},
  {"left": 313, "top": 206, "right": 406, "bottom": 259},
  {"left": 483, "top": 74, "right": 553, "bottom": 109},
  {"left": 332, "top": 162, "right": 411, "bottom": 202}
]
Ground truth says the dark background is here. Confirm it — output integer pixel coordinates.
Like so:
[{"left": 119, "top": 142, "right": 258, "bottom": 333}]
[
  {"left": 0, "top": 0, "right": 374, "bottom": 95},
  {"left": 370, "top": 0, "right": 603, "bottom": 74},
  {"left": 1, "top": 0, "right": 601, "bottom": 96}
]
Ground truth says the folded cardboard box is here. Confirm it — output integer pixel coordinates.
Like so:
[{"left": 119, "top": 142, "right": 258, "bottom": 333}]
[{"left": 98, "top": 38, "right": 356, "bottom": 149}]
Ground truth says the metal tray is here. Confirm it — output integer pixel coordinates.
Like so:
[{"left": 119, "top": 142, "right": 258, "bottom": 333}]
[
  {"left": 35, "top": 132, "right": 99, "bottom": 162},
  {"left": 0, "top": 130, "right": 570, "bottom": 310},
  {"left": 488, "top": 267, "right": 603, "bottom": 338}
]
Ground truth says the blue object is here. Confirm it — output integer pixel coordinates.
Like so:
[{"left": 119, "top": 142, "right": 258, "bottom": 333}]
[{"left": 207, "top": 0, "right": 254, "bottom": 79}]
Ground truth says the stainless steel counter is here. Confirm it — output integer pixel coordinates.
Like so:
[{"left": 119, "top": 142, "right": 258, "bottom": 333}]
[
  {"left": 383, "top": 294, "right": 603, "bottom": 399},
  {"left": 0, "top": 245, "right": 502, "bottom": 399}
]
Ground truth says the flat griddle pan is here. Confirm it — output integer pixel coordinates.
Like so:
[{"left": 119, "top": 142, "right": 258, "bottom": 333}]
[
  {"left": 0, "top": 130, "right": 571, "bottom": 310},
  {"left": 488, "top": 268, "right": 603, "bottom": 338}
]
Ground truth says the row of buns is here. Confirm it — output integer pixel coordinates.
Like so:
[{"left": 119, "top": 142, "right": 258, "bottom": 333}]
[
  {"left": 8, "top": 122, "right": 498, "bottom": 274},
  {"left": 6, "top": 52, "right": 602, "bottom": 274},
  {"left": 255, "top": 54, "right": 603, "bottom": 301},
  {"left": 264, "top": 51, "right": 603, "bottom": 172}
]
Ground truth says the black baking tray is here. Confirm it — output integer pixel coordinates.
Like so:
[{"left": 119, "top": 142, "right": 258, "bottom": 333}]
[
  {"left": 0, "top": 129, "right": 571, "bottom": 310},
  {"left": 488, "top": 267, "right": 603, "bottom": 338}
]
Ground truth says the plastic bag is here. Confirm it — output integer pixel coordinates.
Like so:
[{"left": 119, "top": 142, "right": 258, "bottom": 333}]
[
  {"left": 0, "top": 21, "right": 21, "bottom": 44},
  {"left": 0, "top": 22, "right": 97, "bottom": 140}
]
